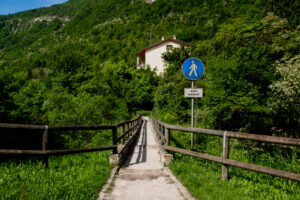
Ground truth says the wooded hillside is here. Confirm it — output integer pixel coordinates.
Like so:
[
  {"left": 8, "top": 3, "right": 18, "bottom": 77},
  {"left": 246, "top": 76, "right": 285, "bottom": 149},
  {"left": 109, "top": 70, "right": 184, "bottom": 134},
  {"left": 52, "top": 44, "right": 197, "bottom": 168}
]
[{"left": 0, "top": 0, "right": 299, "bottom": 137}]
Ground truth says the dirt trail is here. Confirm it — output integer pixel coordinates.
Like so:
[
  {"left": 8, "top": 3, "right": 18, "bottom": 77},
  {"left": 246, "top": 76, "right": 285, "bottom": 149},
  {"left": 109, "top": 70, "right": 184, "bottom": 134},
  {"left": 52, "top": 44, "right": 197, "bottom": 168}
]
[{"left": 98, "top": 117, "right": 193, "bottom": 200}]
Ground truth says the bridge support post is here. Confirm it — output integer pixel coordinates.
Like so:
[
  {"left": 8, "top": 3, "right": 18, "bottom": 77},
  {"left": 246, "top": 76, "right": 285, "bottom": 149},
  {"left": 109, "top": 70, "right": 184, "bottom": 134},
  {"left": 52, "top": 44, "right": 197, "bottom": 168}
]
[
  {"left": 109, "top": 154, "right": 119, "bottom": 165},
  {"left": 222, "top": 131, "right": 229, "bottom": 180},
  {"left": 163, "top": 153, "right": 174, "bottom": 166}
]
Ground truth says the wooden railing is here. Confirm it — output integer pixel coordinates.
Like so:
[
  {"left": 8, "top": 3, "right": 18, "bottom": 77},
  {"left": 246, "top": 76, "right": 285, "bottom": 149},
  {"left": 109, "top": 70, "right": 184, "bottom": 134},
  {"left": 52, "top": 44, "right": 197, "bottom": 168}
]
[
  {"left": 151, "top": 113, "right": 300, "bottom": 182},
  {"left": 0, "top": 114, "right": 143, "bottom": 168}
]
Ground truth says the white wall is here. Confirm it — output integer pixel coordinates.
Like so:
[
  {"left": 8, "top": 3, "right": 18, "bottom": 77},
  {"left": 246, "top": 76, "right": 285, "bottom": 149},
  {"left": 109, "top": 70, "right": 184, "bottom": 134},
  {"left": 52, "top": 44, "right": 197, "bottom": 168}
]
[{"left": 145, "top": 41, "right": 181, "bottom": 74}]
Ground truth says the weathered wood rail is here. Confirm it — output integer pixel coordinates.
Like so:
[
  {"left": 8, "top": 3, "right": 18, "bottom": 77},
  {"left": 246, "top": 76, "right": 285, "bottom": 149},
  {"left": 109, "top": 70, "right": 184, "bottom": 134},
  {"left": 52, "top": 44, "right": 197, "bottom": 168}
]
[
  {"left": 151, "top": 113, "right": 300, "bottom": 182},
  {"left": 0, "top": 114, "right": 143, "bottom": 168}
]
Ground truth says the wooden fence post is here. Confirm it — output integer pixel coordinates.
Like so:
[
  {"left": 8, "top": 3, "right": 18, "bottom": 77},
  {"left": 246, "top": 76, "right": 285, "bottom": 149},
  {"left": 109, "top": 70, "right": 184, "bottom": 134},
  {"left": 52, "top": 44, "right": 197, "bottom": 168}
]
[
  {"left": 42, "top": 125, "right": 49, "bottom": 168},
  {"left": 165, "top": 128, "right": 170, "bottom": 146},
  {"left": 159, "top": 124, "right": 161, "bottom": 134},
  {"left": 127, "top": 123, "right": 130, "bottom": 137},
  {"left": 159, "top": 125, "right": 162, "bottom": 141},
  {"left": 112, "top": 126, "right": 118, "bottom": 154},
  {"left": 222, "top": 131, "right": 229, "bottom": 180},
  {"left": 157, "top": 123, "right": 160, "bottom": 136},
  {"left": 130, "top": 122, "right": 132, "bottom": 134},
  {"left": 132, "top": 121, "right": 134, "bottom": 132},
  {"left": 125, "top": 123, "right": 128, "bottom": 140},
  {"left": 159, "top": 124, "right": 162, "bottom": 133},
  {"left": 121, "top": 125, "right": 124, "bottom": 144},
  {"left": 134, "top": 120, "right": 137, "bottom": 131},
  {"left": 158, "top": 124, "right": 161, "bottom": 139},
  {"left": 162, "top": 126, "right": 165, "bottom": 144}
]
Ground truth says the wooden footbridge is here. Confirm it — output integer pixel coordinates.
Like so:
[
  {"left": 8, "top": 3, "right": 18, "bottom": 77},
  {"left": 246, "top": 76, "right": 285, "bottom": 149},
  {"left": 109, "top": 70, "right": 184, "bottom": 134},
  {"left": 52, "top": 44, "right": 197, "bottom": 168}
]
[{"left": 0, "top": 113, "right": 299, "bottom": 200}]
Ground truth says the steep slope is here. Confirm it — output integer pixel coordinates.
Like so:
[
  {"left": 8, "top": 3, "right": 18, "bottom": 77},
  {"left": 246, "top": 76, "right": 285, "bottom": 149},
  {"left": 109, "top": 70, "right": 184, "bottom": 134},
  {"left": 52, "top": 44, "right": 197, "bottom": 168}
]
[
  {"left": 0, "top": 0, "right": 299, "bottom": 134},
  {"left": 1, "top": 0, "right": 298, "bottom": 65}
]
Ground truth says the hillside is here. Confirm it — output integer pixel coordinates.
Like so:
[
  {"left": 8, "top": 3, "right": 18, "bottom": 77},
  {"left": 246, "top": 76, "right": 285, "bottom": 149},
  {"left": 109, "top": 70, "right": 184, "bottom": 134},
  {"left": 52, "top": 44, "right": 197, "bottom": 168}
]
[
  {"left": 0, "top": 1, "right": 300, "bottom": 200},
  {"left": 0, "top": 0, "right": 299, "bottom": 134}
]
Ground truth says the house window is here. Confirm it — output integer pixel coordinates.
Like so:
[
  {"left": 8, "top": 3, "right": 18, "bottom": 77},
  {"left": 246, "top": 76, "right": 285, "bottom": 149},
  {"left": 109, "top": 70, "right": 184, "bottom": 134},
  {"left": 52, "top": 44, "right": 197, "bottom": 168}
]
[{"left": 166, "top": 45, "right": 173, "bottom": 51}]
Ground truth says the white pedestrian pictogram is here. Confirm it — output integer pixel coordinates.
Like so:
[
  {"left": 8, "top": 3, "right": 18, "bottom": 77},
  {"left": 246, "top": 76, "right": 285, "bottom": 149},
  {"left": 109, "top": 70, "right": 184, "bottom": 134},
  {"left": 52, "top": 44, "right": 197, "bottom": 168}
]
[{"left": 189, "top": 61, "right": 198, "bottom": 77}]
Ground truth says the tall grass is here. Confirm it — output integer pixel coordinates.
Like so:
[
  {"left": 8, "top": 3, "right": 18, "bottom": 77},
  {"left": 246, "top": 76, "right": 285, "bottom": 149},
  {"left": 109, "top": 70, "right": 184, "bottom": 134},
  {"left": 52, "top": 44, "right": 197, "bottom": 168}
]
[{"left": 0, "top": 151, "right": 112, "bottom": 200}]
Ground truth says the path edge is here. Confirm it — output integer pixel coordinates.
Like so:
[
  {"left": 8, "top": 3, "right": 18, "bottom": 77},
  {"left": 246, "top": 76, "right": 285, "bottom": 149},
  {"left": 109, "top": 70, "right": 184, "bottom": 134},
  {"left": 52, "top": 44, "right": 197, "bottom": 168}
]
[
  {"left": 151, "top": 116, "right": 194, "bottom": 200},
  {"left": 97, "top": 165, "right": 119, "bottom": 200},
  {"left": 163, "top": 167, "right": 195, "bottom": 200}
]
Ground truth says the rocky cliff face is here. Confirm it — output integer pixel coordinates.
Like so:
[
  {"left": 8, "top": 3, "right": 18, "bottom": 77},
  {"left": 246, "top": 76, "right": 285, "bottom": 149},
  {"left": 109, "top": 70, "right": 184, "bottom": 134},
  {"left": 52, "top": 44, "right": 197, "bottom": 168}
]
[{"left": 145, "top": 0, "right": 155, "bottom": 4}]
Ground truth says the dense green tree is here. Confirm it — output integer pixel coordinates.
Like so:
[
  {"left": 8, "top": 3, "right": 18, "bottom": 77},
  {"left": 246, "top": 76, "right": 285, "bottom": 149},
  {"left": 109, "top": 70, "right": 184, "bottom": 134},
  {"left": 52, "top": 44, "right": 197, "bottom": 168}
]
[
  {"left": 0, "top": 0, "right": 299, "bottom": 138},
  {"left": 155, "top": 11, "right": 298, "bottom": 136}
]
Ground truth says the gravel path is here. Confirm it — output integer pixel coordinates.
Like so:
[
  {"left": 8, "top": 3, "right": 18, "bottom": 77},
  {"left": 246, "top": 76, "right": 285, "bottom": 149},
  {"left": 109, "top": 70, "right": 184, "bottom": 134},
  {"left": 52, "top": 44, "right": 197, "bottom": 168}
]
[{"left": 99, "top": 117, "right": 192, "bottom": 200}]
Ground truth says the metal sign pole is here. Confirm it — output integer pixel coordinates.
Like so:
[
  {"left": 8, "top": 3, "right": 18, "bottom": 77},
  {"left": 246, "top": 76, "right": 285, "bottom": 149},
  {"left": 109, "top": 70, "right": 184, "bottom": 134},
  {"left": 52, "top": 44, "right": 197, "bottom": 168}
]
[
  {"left": 182, "top": 57, "right": 204, "bottom": 151},
  {"left": 191, "top": 81, "right": 194, "bottom": 150}
]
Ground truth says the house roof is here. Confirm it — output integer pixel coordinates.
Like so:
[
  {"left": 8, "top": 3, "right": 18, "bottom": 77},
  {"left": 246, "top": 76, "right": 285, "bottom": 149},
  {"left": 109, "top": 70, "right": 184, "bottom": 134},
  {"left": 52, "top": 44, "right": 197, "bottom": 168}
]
[{"left": 135, "top": 38, "right": 190, "bottom": 59}]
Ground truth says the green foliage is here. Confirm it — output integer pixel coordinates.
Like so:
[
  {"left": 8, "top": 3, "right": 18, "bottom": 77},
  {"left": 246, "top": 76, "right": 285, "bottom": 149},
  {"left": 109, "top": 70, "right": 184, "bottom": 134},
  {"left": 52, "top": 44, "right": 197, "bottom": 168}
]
[
  {"left": 101, "top": 61, "right": 158, "bottom": 110},
  {"left": 155, "top": 10, "right": 299, "bottom": 135},
  {"left": 0, "top": 152, "right": 112, "bottom": 200}
]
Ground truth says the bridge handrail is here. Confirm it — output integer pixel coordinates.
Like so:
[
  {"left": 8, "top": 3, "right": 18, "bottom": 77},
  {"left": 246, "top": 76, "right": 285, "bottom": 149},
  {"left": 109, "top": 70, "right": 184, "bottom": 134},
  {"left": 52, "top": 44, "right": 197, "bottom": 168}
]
[
  {"left": 151, "top": 112, "right": 300, "bottom": 182},
  {"left": 152, "top": 113, "right": 300, "bottom": 146},
  {"left": 0, "top": 114, "right": 142, "bottom": 130},
  {"left": 0, "top": 114, "right": 143, "bottom": 168}
]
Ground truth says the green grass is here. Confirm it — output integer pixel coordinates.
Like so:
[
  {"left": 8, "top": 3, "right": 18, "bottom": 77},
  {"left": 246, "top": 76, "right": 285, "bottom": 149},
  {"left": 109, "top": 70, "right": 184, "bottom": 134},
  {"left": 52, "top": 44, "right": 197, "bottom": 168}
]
[
  {"left": 139, "top": 110, "right": 152, "bottom": 117},
  {"left": 167, "top": 130, "right": 300, "bottom": 200},
  {"left": 0, "top": 151, "right": 113, "bottom": 200},
  {"left": 169, "top": 156, "right": 300, "bottom": 200}
]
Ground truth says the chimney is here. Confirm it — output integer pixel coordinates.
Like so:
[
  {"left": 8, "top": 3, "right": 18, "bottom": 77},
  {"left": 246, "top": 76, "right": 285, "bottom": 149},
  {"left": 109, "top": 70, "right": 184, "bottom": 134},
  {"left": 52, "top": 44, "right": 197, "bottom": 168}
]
[
  {"left": 173, "top": 35, "right": 176, "bottom": 40},
  {"left": 161, "top": 36, "right": 164, "bottom": 41}
]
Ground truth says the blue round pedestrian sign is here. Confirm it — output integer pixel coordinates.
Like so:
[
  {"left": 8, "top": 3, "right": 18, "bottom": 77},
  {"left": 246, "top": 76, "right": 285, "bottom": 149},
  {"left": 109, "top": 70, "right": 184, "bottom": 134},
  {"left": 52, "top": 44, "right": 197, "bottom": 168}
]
[{"left": 182, "top": 58, "right": 204, "bottom": 80}]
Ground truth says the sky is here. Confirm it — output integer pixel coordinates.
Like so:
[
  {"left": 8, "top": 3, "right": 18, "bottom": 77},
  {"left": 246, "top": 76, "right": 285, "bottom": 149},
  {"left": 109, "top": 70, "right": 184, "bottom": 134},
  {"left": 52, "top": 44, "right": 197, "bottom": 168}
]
[{"left": 0, "top": 0, "right": 68, "bottom": 15}]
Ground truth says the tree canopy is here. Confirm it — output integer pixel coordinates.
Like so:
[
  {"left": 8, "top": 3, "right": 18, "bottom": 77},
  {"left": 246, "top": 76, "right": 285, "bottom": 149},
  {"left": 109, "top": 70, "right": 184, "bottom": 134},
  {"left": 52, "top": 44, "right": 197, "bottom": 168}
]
[{"left": 0, "top": 0, "right": 299, "bottom": 137}]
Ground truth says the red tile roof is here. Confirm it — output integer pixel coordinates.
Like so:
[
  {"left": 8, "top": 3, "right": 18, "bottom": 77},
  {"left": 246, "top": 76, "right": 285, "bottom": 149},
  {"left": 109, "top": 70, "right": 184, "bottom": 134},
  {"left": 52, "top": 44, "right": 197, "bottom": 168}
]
[{"left": 135, "top": 38, "right": 190, "bottom": 59}]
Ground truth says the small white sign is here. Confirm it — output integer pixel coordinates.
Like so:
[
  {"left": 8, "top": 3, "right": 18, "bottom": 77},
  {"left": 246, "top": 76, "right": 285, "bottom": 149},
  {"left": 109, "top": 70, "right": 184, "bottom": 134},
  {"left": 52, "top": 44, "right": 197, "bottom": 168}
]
[{"left": 184, "top": 88, "right": 203, "bottom": 98}]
